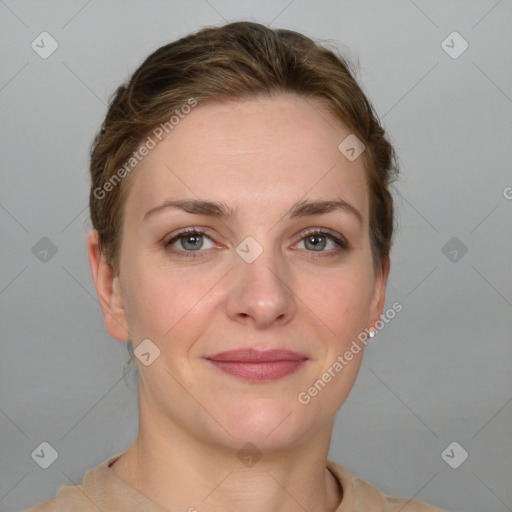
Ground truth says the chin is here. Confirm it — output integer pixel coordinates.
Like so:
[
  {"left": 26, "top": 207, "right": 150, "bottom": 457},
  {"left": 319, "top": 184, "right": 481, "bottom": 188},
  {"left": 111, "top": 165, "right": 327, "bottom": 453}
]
[{"left": 216, "top": 397, "right": 314, "bottom": 451}]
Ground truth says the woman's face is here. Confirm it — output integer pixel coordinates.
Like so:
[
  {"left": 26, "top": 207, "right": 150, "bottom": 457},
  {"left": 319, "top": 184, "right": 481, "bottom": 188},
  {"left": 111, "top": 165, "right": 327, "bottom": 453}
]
[{"left": 98, "top": 93, "right": 388, "bottom": 451}]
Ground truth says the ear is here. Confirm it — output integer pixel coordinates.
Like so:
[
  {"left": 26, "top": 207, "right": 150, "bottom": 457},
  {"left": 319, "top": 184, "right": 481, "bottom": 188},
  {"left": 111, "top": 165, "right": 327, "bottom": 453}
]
[
  {"left": 367, "top": 255, "right": 390, "bottom": 333},
  {"left": 87, "top": 230, "right": 130, "bottom": 341}
]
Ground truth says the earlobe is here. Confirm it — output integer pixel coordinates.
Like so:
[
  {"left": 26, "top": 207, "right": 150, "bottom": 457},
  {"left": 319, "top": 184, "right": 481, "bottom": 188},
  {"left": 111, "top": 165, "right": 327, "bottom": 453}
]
[
  {"left": 368, "top": 255, "right": 390, "bottom": 332},
  {"left": 87, "top": 230, "right": 131, "bottom": 341}
]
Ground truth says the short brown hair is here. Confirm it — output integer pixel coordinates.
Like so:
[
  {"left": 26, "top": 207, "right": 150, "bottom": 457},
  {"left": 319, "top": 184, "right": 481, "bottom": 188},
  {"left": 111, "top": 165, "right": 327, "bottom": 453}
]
[{"left": 89, "top": 21, "right": 398, "bottom": 273}]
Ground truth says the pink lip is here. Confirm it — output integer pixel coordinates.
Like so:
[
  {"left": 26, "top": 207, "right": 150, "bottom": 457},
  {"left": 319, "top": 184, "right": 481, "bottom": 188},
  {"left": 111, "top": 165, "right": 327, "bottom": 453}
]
[{"left": 206, "top": 349, "right": 308, "bottom": 382}]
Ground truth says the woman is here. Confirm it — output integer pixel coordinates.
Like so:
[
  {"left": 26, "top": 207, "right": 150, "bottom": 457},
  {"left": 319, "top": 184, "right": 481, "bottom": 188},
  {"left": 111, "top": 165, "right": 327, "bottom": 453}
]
[{"left": 29, "top": 21, "right": 444, "bottom": 512}]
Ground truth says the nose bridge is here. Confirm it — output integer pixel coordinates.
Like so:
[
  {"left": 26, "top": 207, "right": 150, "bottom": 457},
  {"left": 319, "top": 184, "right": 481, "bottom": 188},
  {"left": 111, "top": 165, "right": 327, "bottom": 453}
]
[
  {"left": 240, "top": 243, "right": 284, "bottom": 291},
  {"left": 227, "top": 234, "right": 296, "bottom": 326}
]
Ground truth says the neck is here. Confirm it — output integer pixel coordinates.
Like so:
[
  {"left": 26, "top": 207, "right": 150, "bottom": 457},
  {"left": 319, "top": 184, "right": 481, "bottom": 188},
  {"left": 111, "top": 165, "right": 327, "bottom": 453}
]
[{"left": 110, "top": 394, "right": 342, "bottom": 512}]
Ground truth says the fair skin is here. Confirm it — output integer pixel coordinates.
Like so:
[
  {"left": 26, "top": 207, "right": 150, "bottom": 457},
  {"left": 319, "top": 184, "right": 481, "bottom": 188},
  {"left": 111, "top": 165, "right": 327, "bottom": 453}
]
[{"left": 88, "top": 93, "right": 389, "bottom": 512}]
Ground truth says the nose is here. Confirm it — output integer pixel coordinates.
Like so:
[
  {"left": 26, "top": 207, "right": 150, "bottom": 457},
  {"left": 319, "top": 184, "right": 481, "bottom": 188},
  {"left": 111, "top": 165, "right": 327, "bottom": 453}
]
[{"left": 225, "top": 244, "right": 297, "bottom": 329}]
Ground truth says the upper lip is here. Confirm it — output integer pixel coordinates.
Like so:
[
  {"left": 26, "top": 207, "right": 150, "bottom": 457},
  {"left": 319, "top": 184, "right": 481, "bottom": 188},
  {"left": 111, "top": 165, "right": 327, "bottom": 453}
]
[{"left": 206, "top": 348, "right": 308, "bottom": 362}]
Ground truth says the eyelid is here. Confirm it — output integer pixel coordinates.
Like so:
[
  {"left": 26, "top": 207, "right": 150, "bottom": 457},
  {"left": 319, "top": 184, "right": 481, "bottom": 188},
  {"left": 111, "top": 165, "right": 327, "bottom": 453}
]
[
  {"left": 164, "top": 226, "right": 217, "bottom": 244},
  {"left": 164, "top": 226, "right": 346, "bottom": 244},
  {"left": 298, "top": 226, "right": 347, "bottom": 242},
  {"left": 163, "top": 226, "right": 349, "bottom": 258},
  {"left": 299, "top": 233, "right": 349, "bottom": 261}
]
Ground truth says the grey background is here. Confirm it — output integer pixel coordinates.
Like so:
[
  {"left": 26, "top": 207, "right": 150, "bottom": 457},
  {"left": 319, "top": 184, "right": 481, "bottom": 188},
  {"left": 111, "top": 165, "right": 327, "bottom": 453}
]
[{"left": 1, "top": 1, "right": 511, "bottom": 511}]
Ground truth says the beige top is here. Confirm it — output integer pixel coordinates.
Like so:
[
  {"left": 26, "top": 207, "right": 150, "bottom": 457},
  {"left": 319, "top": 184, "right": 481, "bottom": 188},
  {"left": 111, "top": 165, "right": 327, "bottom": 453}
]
[{"left": 27, "top": 454, "right": 444, "bottom": 511}]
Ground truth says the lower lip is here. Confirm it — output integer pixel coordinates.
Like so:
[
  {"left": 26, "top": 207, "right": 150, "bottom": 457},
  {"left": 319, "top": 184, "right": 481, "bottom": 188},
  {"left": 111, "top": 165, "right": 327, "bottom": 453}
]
[{"left": 207, "top": 360, "right": 307, "bottom": 382}]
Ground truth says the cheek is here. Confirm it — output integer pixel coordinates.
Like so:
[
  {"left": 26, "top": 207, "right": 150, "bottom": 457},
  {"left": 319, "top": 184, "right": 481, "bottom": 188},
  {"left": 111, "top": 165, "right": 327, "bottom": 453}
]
[
  {"left": 123, "top": 261, "right": 220, "bottom": 343},
  {"left": 298, "top": 265, "right": 373, "bottom": 339}
]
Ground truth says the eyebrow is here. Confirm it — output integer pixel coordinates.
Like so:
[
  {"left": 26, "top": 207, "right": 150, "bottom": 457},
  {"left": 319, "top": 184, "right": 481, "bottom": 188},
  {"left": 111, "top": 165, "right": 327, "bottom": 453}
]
[{"left": 143, "top": 197, "right": 363, "bottom": 225}]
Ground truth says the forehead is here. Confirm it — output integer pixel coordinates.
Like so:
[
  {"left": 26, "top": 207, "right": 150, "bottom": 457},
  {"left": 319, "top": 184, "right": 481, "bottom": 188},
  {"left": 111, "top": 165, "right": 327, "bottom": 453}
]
[{"left": 124, "top": 93, "right": 368, "bottom": 221}]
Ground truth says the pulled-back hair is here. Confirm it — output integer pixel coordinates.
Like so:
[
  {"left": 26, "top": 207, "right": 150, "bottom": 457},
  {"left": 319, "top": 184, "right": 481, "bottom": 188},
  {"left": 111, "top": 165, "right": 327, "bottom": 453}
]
[{"left": 89, "top": 21, "right": 398, "bottom": 273}]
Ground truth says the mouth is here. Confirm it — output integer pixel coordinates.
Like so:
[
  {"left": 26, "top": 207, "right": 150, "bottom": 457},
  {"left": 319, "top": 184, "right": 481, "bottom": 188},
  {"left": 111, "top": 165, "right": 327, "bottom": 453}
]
[{"left": 205, "top": 349, "right": 308, "bottom": 382}]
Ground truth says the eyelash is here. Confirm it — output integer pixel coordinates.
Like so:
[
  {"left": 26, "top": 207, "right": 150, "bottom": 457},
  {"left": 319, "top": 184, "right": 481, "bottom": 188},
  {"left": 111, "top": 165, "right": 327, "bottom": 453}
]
[{"left": 163, "top": 227, "right": 349, "bottom": 259}]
